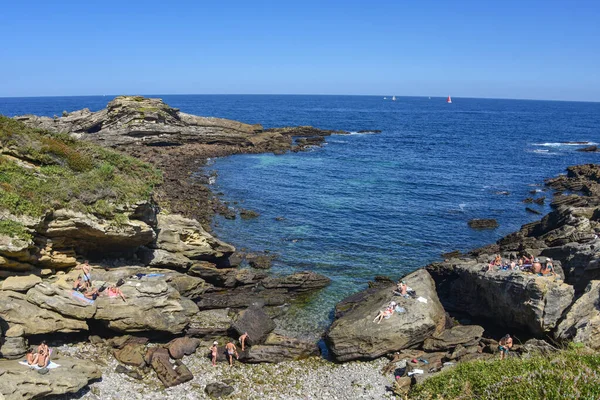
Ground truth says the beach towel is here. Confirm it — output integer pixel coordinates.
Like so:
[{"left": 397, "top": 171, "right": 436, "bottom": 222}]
[
  {"left": 417, "top": 297, "right": 428, "bottom": 304},
  {"left": 408, "top": 369, "right": 424, "bottom": 376},
  {"left": 71, "top": 290, "right": 95, "bottom": 304},
  {"left": 19, "top": 361, "right": 60, "bottom": 369}
]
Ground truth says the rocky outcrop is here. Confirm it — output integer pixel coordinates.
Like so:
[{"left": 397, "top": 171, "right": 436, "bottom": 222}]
[
  {"left": 326, "top": 269, "right": 446, "bottom": 362},
  {"left": 231, "top": 305, "right": 276, "bottom": 345},
  {"left": 554, "top": 281, "right": 600, "bottom": 349},
  {"left": 244, "top": 333, "right": 319, "bottom": 363},
  {"left": 0, "top": 356, "right": 101, "bottom": 400},
  {"left": 468, "top": 219, "right": 498, "bottom": 229},
  {"left": 145, "top": 347, "right": 193, "bottom": 388},
  {"left": 427, "top": 260, "right": 574, "bottom": 335},
  {"left": 422, "top": 325, "right": 484, "bottom": 351}
]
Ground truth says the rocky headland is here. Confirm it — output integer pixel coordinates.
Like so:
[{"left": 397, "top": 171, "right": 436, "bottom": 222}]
[{"left": 2, "top": 96, "right": 600, "bottom": 399}]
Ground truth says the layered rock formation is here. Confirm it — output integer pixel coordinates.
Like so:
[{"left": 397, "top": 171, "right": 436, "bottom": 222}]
[{"left": 326, "top": 269, "right": 446, "bottom": 361}]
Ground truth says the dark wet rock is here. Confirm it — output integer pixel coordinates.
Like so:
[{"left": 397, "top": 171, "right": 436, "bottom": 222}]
[
  {"left": 534, "top": 196, "right": 546, "bottom": 205},
  {"left": 167, "top": 337, "right": 201, "bottom": 359},
  {"left": 260, "top": 271, "right": 331, "bottom": 292},
  {"left": 577, "top": 145, "right": 599, "bottom": 152},
  {"left": 245, "top": 253, "right": 273, "bottom": 270},
  {"left": 494, "top": 191, "right": 510, "bottom": 195},
  {"left": 441, "top": 250, "right": 461, "bottom": 259},
  {"left": 357, "top": 129, "right": 382, "bottom": 134},
  {"left": 231, "top": 305, "right": 276, "bottom": 345},
  {"left": 196, "top": 289, "right": 288, "bottom": 310},
  {"left": 205, "top": 382, "right": 234, "bottom": 398},
  {"left": 467, "top": 219, "right": 498, "bottom": 229},
  {"left": 523, "top": 197, "right": 534, "bottom": 204},
  {"left": 422, "top": 325, "right": 484, "bottom": 351},
  {"left": 274, "top": 216, "right": 285, "bottom": 221},
  {"left": 526, "top": 207, "right": 542, "bottom": 215},
  {"left": 145, "top": 347, "right": 193, "bottom": 388},
  {"left": 188, "top": 263, "right": 266, "bottom": 288},
  {"left": 326, "top": 269, "right": 446, "bottom": 362},
  {"left": 239, "top": 209, "right": 260, "bottom": 220}
]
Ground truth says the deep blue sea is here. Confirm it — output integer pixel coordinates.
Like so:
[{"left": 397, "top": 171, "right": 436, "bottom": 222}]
[{"left": 2, "top": 95, "right": 599, "bottom": 336}]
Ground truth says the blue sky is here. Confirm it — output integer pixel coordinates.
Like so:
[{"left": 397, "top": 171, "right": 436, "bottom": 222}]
[{"left": 1, "top": 0, "right": 599, "bottom": 100}]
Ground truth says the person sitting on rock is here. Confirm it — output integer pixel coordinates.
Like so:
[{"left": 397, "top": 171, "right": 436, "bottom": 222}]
[
  {"left": 74, "top": 260, "right": 92, "bottom": 289},
  {"left": 73, "top": 275, "right": 86, "bottom": 292},
  {"left": 209, "top": 341, "right": 219, "bottom": 366},
  {"left": 26, "top": 347, "right": 38, "bottom": 366},
  {"left": 542, "top": 258, "right": 557, "bottom": 277},
  {"left": 239, "top": 332, "right": 249, "bottom": 351},
  {"left": 394, "top": 281, "right": 408, "bottom": 297},
  {"left": 517, "top": 258, "right": 524, "bottom": 269},
  {"left": 83, "top": 287, "right": 100, "bottom": 300},
  {"left": 493, "top": 254, "right": 502, "bottom": 267},
  {"left": 225, "top": 341, "right": 239, "bottom": 367},
  {"left": 532, "top": 258, "right": 543, "bottom": 274},
  {"left": 373, "top": 305, "right": 395, "bottom": 324},
  {"left": 498, "top": 334, "right": 513, "bottom": 360},
  {"left": 36, "top": 341, "right": 50, "bottom": 368},
  {"left": 106, "top": 279, "right": 126, "bottom": 301}
]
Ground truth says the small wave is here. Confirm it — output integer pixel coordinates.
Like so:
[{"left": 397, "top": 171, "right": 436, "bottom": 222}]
[
  {"left": 530, "top": 149, "right": 558, "bottom": 155},
  {"left": 208, "top": 176, "right": 216, "bottom": 185},
  {"left": 458, "top": 203, "right": 467, "bottom": 211},
  {"left": 348, "top": 131, "right": 380, "bottom": 135},
  {"left": 532, "top": 142, "right": 596, "bottom": 147}
]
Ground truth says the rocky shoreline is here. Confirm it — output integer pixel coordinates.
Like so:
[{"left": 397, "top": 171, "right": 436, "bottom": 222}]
[{"left": 2, "top": 96, "right": 600, "bottom": 399}]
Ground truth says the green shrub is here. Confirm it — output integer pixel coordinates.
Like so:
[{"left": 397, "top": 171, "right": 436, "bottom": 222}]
[
  {"left": 0, "top": 115, "right": 162, "bottom": 219},
  {"left": 409, "top": 348, "right": 600, "bottom": 400},
  {"left": 0, "top": 219, "right": 32, "bottom": 240}
]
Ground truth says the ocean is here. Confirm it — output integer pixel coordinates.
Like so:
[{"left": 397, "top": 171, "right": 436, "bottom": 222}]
[{"left": 2, "top": 95, "right": 599, "bottom": 337}]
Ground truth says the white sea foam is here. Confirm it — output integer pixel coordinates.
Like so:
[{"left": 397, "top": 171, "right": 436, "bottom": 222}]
[
  {"left": 532, "top": 142, "right": 596, "bottom": 147},
  {"left": 208, "top": 176, "right": 216, "bottom": 185}
]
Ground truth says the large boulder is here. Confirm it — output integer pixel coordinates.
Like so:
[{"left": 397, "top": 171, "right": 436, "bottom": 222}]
[
  {"left": 26, "top": 283, "right": 97, "bottom": 320},
  {"left": 0, "top": 291, "right": 88, "bottom": 335},
  {"left": 427, "top": 260, "right": 575, "bottom": 336},
  {"left": 0, "top": 356, "right": 101, "bottom": 399},
  {"left": 145, "top": 347, "right": 193, "bottom": 388},
  {"left": 153, "top": 214, "right": 235, "bottom": 263},
  {"left": 38, "top": 209, "right": 156, "bottom": 256},
  {"left": 1, "top": 275, "right": 41, "bottom": 292},
  {"left": 167, "top": 337, "right": 201, "bottom": 359},
  {"left": 326, "top": 269, "right": 446, "bottom": 362},
  {"left": 231, "top": 305, "right": 276, "bottom": 346},
  {"left": 423, "top": 325, "right": 484, "bottom": 351},
  {"left": 244, "top": 333, "right": 319, "bottom": 363},
  {"left": 554, "top": 281, "right": 600, "bottom": 349}
]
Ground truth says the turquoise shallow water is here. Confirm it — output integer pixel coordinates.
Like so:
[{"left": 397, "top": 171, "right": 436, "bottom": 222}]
[{"left": 2, "top": 95, "right": 600, "bottom": 337}]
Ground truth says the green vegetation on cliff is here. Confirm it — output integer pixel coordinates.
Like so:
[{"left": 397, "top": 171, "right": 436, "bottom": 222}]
[
  {"left": 0, "top": 115, "right": 162, "bottom": 235},
  {"left": 410, "top": 347, "right": 600, "bottom": 399}
]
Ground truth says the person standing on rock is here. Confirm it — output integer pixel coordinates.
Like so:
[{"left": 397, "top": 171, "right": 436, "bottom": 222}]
[
  {"left": 498, "top": 334, "right": 513, "bottom": 360},
  {"left": 209, "top": 341, "right": 219, "bottom": 366},
  {"left": 239, "top": 332, "right": 249, "bottom": 351},
  {"left": 225, "top": 341, "right": 239, "bottom": 367},
  {"left": 75, "top": 260, "right": 92, "bottom": 289}
]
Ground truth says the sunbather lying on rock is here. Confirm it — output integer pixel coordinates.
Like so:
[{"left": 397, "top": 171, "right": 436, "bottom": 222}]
[
  {"left": 532, "top": 258, "right": 542, "bottom": 274},
  {"left": 83, "top": 287, "right": 100, "bottom": 300},
  {"left": 373, "top": 305, "right": 395, "bottom": 324}
]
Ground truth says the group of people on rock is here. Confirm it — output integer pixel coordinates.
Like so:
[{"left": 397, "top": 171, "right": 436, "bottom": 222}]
[
  {"left": 25, "top": 341, "right": 51, "bottom": 368},
  {"left": 485, "top": 254, "right": 556, "bottom": 277},
  {"left": 209, "top": 332, "right": 249, "bottom": 367},
  {"left": 373, "top": 279, "right": 419, "bottom": 324},
  {"left": 72, "top": 260, "right": 126, "bottom": 301}
]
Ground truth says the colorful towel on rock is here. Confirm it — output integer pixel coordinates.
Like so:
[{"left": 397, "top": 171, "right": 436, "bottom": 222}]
[
  {"left": 71, "top": 290, "right": 95, "bottom": 304},
  {"left": 18, "top": 361, "right": 60, "bottom": 369}
]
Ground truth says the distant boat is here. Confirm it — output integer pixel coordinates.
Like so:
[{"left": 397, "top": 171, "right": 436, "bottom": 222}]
[
  {"left": 392, "top": 96, "right": 396, "bottom": 101},
  {"left": 446, "top": 96, "right": 452, "bottom": 104},
  {"left": 428, "top": 96, "right": 431, "bottom": 99},
  {"left": 384, "top": 97, "right": 387, "bottom": 100}
]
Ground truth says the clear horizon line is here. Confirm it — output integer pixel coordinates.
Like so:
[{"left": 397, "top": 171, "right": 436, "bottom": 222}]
[{"left": 0, "top": 93, "right": 598, "bottom": 104}]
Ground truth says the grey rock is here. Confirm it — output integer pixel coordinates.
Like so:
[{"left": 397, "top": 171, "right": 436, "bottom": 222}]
[
  {"left": 555, "top": 280, "right": 600, "bottom": 349},
  {"left": 423, "top": 325, "right": 484, "bottom": 351},
  {"left": 231, "top": 306, "right": 276, "bottom": 346},
  {"left": 205, "top": 382, "right": 234, "bottom": 398}
]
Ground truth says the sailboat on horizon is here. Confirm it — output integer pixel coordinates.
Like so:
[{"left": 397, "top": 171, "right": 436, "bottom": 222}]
[
  {"left": 392, "top": 95, "right": 396, "bottom": 101},
  {"left": 446, "top": 96, "right": 452, "bottom": 104}
]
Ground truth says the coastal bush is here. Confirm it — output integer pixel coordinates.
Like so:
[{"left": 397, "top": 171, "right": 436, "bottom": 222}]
[
  {"left": 409, "top": 348, "right": 600, "bottom": 399},
  {"left": 0, "top": 115, "right": 162, "bottom": 218},
  {"left": 0, "top": 219, "right": 32, "bottom": 240}
]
